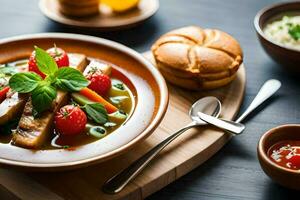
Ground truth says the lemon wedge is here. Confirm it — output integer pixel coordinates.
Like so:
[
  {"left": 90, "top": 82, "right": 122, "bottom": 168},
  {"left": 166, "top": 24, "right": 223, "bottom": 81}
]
[{"left": 101, "top": 0, "right": 140, "bottom": 13}]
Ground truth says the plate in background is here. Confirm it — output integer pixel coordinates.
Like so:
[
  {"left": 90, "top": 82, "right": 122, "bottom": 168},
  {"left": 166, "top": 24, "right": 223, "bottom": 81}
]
[{"left": 39, "top": 0, "right": 159, "bottom": 31}]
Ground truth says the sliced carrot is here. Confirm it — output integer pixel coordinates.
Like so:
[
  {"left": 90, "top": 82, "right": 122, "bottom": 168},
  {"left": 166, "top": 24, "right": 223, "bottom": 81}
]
[{"left": 79, "top": 87, "right": 118, "bottom": 114}]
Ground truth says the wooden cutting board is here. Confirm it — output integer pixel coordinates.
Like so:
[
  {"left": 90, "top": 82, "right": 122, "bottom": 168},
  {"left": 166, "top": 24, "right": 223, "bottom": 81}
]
[{"left": 0, "top": 52, "right": 246, "bottom": 200}]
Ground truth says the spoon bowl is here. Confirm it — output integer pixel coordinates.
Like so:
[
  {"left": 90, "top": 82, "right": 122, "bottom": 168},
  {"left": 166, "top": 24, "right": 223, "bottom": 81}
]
[{"left": 189, "top": 96, "right": 222, "bottom": 124}]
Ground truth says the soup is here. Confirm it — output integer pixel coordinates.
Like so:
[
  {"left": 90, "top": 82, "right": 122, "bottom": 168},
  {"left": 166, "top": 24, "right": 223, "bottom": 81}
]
[
  {"left": 264, "top": 15, "right": 300, "bottom": 50},
  {"left": 0, "top": 46, "right": 135, "bottom": 150}
]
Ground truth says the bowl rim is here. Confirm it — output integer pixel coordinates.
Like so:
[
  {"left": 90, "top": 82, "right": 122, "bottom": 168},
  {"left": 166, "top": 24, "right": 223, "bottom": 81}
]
[
  {"left": 0, "top": 33, "right": 169, "bottom": 169},
  {"left": 258, "top": 124, "right": 300, "bottom": 174},
  {"left": 254, "top": 1, "right": 300, "bottom": 53}
]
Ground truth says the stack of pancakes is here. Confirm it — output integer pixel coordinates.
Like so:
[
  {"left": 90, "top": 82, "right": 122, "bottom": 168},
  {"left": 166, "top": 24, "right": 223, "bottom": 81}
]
[
  {"left": 58, "top": 0, "right": 100, "bottom": 17},
  {"left": 151, "top": 26, "right": 243, "bottom": 90}
]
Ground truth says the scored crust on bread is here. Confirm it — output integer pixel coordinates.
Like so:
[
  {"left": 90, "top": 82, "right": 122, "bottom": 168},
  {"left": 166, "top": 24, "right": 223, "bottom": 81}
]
[{"left": 151, "top": 26, "right": 243, "bottom": 90}]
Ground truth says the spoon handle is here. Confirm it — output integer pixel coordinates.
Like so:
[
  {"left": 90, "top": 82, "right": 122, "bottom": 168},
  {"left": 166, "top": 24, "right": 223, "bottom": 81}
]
[
  {"left": 102, "top": 124, "right": 194, "bottom": 194},
  {"left": 235, "top": 79, "right": 281, "bottom": 123},
  {"left": 198, "top": 112, "right": 245, "bottom": 135}
]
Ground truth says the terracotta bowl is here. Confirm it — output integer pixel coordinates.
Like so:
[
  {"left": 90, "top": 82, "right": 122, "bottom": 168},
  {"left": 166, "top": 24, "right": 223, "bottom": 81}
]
[
  {"left": 254, "top": 1, "right": 300, "bottom": 73},
  {"left": 257, "top": 124, "right": 300, "bottom": 190},
  {"left": 0, "top": 33, "right": 168, "bottom": 171}
]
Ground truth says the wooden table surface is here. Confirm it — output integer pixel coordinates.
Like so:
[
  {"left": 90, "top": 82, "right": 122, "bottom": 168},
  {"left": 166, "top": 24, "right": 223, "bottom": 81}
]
[{"left": 0, "top": 0, "right": 299, "bottom": 199}]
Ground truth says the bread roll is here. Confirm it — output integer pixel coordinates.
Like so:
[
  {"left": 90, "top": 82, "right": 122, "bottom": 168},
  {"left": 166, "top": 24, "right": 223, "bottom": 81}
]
[
  {"left": 58, "top": 0, "right": 99, "bottom": 17},
  {"left": 151, "top": 26, "right": 243, "bottom": 90}
]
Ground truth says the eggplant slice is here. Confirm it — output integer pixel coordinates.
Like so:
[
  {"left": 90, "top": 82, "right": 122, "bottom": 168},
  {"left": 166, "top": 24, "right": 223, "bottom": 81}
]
[
  {"left": 12, "top": 54, "right": 88, "bottom": 149},
  {"left": 0, "top": 93, "right": 28, "bottom": 125},
  {"left": 0, "top": 62, "right": 29, "bottom": 125}
]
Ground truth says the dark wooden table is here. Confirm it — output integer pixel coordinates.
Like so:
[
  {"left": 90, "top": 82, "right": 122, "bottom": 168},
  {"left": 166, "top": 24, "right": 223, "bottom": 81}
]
[{"left": 0, "top": 0, "right": 299, "bottom": 199}]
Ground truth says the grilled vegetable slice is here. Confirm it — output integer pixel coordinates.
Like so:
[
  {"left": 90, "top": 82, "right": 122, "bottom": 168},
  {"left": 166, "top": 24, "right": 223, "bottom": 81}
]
[
  {"left": 0, "top": 61, "right": 29, "bottom": 125},
  {"left": 0, "top": 92, "right": 28, "bottom": 125},
  {"left": 83, "top": 60, "right": 112, "bottom": 76}
]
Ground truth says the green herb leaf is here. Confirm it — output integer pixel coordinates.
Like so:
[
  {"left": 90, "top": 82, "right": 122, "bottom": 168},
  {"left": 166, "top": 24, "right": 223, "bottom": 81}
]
[
  {"left": 288, "top": 24, "right": 300, "bottom": 41},
  {"left": 82, "top": 103, "right": 108, "bottom": 124},
  {"left": 34, "top": 46, "right": 58, "bottom": 75},
  {"left": 54, "top": 67, "right": 89, "bottom": 92},
  {"left": 9, "top": 72, "right": 42, "bottom": 93},
  {"left": 31, "top": 83, "right": 57, "bottom": 115}
]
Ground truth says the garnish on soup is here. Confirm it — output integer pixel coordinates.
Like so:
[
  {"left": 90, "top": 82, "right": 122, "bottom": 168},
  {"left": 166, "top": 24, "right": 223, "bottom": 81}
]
[
  {"left": 268, "top": 140, "right": 300, "bottom": 170},
  {"left": 9, "top": 46, "right": 89, "bottom": 115},
  {"left": 264, "top": 16, "right": 300, "bottom": 50},
  {"left": 0, "top": 45, "right": 134, "bottom": 150}
]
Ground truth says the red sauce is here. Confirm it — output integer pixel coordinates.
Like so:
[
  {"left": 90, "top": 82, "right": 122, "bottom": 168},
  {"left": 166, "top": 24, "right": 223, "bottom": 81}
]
[{"left": 267, "top": 140, "right": 300, "bottom": 170}]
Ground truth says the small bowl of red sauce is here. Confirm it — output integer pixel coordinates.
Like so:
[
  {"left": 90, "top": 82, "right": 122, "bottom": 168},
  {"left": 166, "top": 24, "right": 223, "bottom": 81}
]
[{"left": 258, "top": 124, "right": 300, "bottom": 190}]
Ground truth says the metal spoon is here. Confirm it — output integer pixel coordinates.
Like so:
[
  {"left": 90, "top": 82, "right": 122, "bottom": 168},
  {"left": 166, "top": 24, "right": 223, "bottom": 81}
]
[
  {"left": 102, "top": 96, "right": 222, "bottom": 194},
  {"left": 198, "top": 79, "right": 281, "bottom": 135}
]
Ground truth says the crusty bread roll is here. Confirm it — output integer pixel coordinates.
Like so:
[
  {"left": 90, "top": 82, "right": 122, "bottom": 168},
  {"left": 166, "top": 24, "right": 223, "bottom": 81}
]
[{"left": 151, "top": 26, "right": 243, "bottom": 90}]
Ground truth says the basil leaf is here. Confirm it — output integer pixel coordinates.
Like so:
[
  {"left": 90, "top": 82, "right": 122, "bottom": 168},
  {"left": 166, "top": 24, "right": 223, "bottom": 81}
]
[
  {"left": 9, "top": 72, "right": 42, "bottom": 93},
  {"left": 288, "top": 24, "right": 300, "bottom": 41},
  {"left": 54, "top": 67, "right": 89, "bottom": 92},
  {"left": 31, "top": 84, "right": 57, "bottom": 114},
  {"left": 83, "top": 103, "right": 108, "bottom": 124},
  {"left": 34, "top": 46, "right": 58, "bottom": 75}
]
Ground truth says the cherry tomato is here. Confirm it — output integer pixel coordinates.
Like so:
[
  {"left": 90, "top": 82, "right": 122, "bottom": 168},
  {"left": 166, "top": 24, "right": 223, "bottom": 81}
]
[
  {"left": 55, "top": 105, "right": 87, "bottom": 135},
  {"left": 86, "top": 72, "right": 111, "bottom": 96},
  {"left": 46, "top": 47, "right": 69, "bottom": 67}
]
